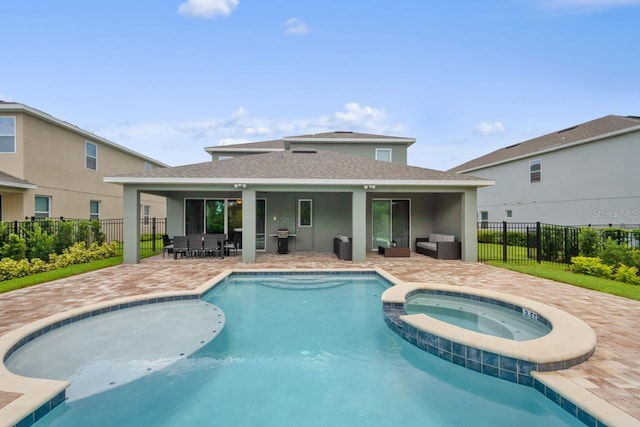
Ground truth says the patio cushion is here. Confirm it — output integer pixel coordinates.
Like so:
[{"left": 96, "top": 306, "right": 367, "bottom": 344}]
[
  {"left": 429, "top": 233, "right": 455, "bottom": 242},
  {"left": 417, "top": 241, "right": 438, "bottom": 251}
]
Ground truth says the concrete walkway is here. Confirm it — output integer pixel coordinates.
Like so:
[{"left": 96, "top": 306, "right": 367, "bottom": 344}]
[{"left": 1, "top": 253, "right": 639, "bottom": 423}]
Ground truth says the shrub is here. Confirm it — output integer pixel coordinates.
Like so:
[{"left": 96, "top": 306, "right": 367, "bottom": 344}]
[
  {"left": 0, "top": 241, "right": 119, "bottom": 281},
  {"left": 614, "top": 264, "right": 640, "bottom": 285},
  {"left": 2, "top": 234, "right": 27, "bottom": 261},
  {"left": 578, "top": 227, "right": 600, "bottom": 257},
  {"left": 91, "top": 220, "right": 106, "bottom": 245},
  {"left": 53, "top": 221, "right": 75, "bottom": 254},
  {"left": 26, "top": 223, "right": 54, "bottom": 261},
  {"left": 599, "top": 238, "right": 633, "bottom": 267},
  {"left": 570, "top": 256, "right": 613, "bottom": 279}
]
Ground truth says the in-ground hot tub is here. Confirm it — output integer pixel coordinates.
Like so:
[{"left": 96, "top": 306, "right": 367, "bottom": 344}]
[
  {"left": 382, "top": 282, "right": 597, "bottom": 386},
  {"left": 404, "top": 292, "right": 552, "bottom": 341}
]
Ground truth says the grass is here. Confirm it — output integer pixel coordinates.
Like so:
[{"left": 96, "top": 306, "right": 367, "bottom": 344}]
[
  {"left": 487, "top": 261, "right": 640, "bottom": 301},
  {"left": 0, "top": 248, "right": 160, "bottom": 294}
]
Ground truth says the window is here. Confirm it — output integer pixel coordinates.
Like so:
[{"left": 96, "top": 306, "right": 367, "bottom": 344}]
[
  {"left": 375, "top": 148, "right": 392, "bottom": 162},
  {"left": 218, "top": 156, "right": 234, "bottom": 160},
  {"left": 0, "top": 117, "right": 16, "bottom": 153},
  {"left": 35, "top": 196, "right": 51, "bottom": 218},
  {"left": 372, "top": 199, "right": 410, "bottom": 249},
  {"left": 144, "top": 162, "right": 152, "bottom": 172},
  {"left": 142, "top": 205, "right": 150, "bottom": 225},
  {"left": 90, "top": 200, "right": 100, "bottom": 220},
  {"left": 298, "top": 199, "right": 312, "bottom": 227},
  {"left": 86, "top": 141, "right": 97, "bottom": 170},
  {"left": 529, "top": 159, "right": 541, "bottom": 183},
  {"left": 505, "top": 210, "right": 513, "bottom": 219},
  {"left": 480, "top": 211, "right": 488, "bottom": 228}
]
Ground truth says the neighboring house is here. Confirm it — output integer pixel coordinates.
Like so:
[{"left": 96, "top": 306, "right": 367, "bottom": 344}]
[
  {"left": 450, "top": 115, "right": 640, "bottom": 226},
  {"left": 106, "top": 131, "right": 493, "bottom": 264},
  {"left": 0, "top": 101, "right": 167, "bottom": 222}
]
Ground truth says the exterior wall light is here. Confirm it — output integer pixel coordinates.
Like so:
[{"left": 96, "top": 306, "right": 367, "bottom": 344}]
[{"left": 234, "top": 183, "right": 247, "bottom": 188}]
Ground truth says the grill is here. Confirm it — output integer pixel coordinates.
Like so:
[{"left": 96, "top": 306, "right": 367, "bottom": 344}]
[{"left": 277, "top": 229, "right": 289, "bottom": 238}]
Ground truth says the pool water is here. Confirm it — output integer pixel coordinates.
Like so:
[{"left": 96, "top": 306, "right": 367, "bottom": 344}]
[
  {"left": 405, "top": 294, "right": 551, "bottom": 341},
  {"left": 32, "top": 273, "right": 582, "bottom": 426}
]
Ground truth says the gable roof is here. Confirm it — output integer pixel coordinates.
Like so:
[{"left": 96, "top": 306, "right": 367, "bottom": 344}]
[
  {"left": 204, "top": 131, "right": 415, "bottom": 155},
  {"left": 106, "top": 149, "right": 491, "bottom": 187},
  {"left": 0, "top": 101, "right": 169, "bottom": 168},
  {"left": 0, "top": 170, "right": 37, "bottom": 190},
  {"left": 450, "top": 115, "right": 640, "bottom": 173}
]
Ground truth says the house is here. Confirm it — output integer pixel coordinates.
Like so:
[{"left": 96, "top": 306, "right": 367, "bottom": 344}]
[
  {"left": 450, "top": 115, "right": 640, "bottom": 226},
  {"left": 105, "top": 131, "right": 493, "bottom": 264},
  {"left": 0, "top": 102, "right": 167, "bottom": 222}
]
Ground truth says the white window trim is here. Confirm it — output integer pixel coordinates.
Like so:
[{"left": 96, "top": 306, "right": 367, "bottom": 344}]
[
  {"left": 35, "top": 195, "right": 51, "bottom": 218},
  {"left": 529, "top": 159, "right": 541, "bottom": 183},
  {"left": 375, "top": 148, "right": 392, "bottom": 162},
  {"left": 142, "top": 205, "right": 151, "bottom": 225},
  {"left": 0, "top": 116, "right": 17, "bottom": 154},
  {"left": 298, "top": 199, "right": 313, "bottom": 227},
  {"left": 144, "top": 162, "right": 152, "bottom": 172},
  {"left": 90, "top": 200, "right": 101, "bottom": 220},
  {"left": 85, "top": 141, "right": 98, "bottom": 171}
]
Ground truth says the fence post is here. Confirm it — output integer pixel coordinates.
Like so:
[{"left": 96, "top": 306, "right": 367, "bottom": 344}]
[
  {"left": 152, "top": 218, "right": 157, "bottom": 252},
  {"left": 13, "top": 220, "right": 18, "bottom": 235},
  {"left": 536, "top": 222, "right": 542, "bottom": 263},
  {"left": 564, "top": 227, "right": 569, "bottom": 263},
  {"left": 502, "top": 221, "right": 508, "bottom": 262}
]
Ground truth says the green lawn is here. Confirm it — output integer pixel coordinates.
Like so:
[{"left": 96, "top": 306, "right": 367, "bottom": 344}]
[
  {"left": 487, "top": 261, "right": 640, "bottom": 301},
  {"left": 0, "top": 248, "right": 159, "bottom": 294}
]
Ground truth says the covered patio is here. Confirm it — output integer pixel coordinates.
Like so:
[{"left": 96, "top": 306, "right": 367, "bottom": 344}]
[{"left": 106, "top": 150, "right": 492, "bottom": 264}]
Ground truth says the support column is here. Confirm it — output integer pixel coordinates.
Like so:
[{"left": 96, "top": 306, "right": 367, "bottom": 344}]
[
  {"left": 351, "top": 189, "right": 367, "bottom": 262},
  {"left": 461, "top": 189, "right": 478, "bottom": 262},
  {"left": 241, "top": 188, "right": 256, "bottom": 263},
  {"left": 123, "top": 185, "right": 140, "bottom": 264}
]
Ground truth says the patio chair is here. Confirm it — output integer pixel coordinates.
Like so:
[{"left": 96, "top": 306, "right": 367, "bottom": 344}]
[
  {"left": 187, "top": 234, "right": 204, "bottom": 257},
  {"left": 162, "top": 234, "right": 174, "bottom": 258},
  {"left": 173, "top": 236, "right": 190, "bottom": 259},
  {"left": 223, "top": 233, "right": 240, "bottom": 256},
  {"left": 203, "top": 235, "right": 223, "bottom": 258}
]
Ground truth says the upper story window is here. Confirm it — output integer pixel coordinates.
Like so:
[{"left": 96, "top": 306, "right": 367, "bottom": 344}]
[
  {"left": 529, "top": 159, "right": 541, "bottom": 183},
  {"left": 375, "top": 148, "right": 392, "bottom": 162},
  {"left": 90, "top": 200, "right": 100, "bottom": 220},
  {"left": 144, "top": 162, "right": 152, "bottom": 172},
  {"left": 0, "top": 117, "right": 16, "bottom": 153},
  {"left": 86, "top": 141, "right": 98, "bottom": 170},
  {"left": 35, "top": 195, "right": 51, "bottom": 218}
]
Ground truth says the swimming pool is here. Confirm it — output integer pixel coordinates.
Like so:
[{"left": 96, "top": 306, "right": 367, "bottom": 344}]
[
  {"left": 8, "top": 272, "right": 586, "bottom": 426},
  {"left": 404, "top": 293, "right": 551, "bottom": 341}
]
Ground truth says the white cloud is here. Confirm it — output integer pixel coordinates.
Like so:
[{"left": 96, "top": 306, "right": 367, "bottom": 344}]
[
  {"left": 96, "top": 103, "right": 401, "bottom": 166},
  {"left": 178, "top": 0, "right": 239, "bottom": 19},
  {"left": 284, "top": 18, "right": 310, "bottom": 35},
  {"left": 473, "top": 121, "right": 506, "bottom": 137}
]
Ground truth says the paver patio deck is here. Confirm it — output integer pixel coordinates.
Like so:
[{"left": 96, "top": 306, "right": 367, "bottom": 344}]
[{"left": 1, "top": 253, "right": 639, "bottom": 425}]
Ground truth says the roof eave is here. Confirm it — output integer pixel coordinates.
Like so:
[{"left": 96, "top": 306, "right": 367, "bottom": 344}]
[
  {"left": 456, "top": 124, "right": 640, "bottom": 174},
  {"left": 0, "top": 103, "right": 170, "bottom": 168},
  {"left": 104, "top": 177, "right": 493, "bottom": 188},
  {"left": 0, "top": 180, "right": 37, "bottom": 190}
]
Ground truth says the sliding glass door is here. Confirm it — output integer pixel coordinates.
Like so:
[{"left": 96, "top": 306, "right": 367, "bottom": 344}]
[
  {"left": 371, "top": 199, "right": 410, "bottom": 250},
  {"left": 185, "top": 198, "right": 266, "bottom": 251}
]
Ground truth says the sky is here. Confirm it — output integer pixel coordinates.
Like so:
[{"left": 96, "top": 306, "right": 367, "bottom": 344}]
[{"left": 2, "top": 0, "right": 639, "bottom": 170}]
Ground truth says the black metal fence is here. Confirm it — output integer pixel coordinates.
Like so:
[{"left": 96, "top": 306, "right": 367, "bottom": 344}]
[
  {"left": 478, "top": 222, "right": 640, "bottom": 264},
  {"left": 0, "top": 218, "right": 167, "bottom": 253}
]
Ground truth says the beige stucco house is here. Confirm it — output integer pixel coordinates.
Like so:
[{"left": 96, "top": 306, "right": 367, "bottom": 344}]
[{"left": 0, "top": 102, "right": 167, "bottom": 222}]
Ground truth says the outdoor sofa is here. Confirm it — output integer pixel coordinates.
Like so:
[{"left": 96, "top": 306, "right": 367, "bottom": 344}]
[{"left": 415, "top": 234, "right": 461, "bottom": 260}]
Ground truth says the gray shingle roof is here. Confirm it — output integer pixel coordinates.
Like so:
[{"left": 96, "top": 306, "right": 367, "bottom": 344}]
[
  {"left": 0, "top": 170, "right": 36, "bottom": 188},
  {"left": 205, "top": 139, "right": 285, "bottom": 151},
  {"left": 450, "top": 115, "right": 640, "bottom": 173},
  {"left": 109, "top": 149, "right": 488, "bottom": 184},
  {"left": 284, "top": 131, "right": 413, "bottom": 141}
]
